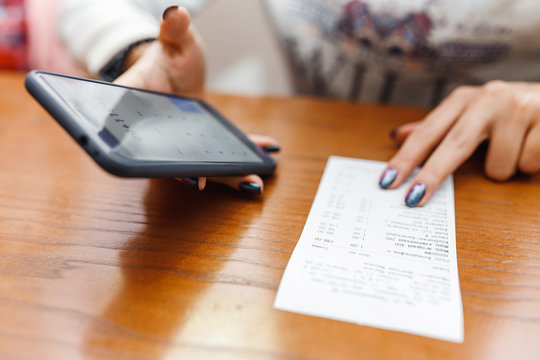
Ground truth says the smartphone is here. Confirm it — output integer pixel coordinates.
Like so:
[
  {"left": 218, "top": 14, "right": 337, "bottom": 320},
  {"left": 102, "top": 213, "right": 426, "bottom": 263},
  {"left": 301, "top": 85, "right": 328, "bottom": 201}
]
[{"left": 25, "top": 71, "right": 276, "bottom": 178}]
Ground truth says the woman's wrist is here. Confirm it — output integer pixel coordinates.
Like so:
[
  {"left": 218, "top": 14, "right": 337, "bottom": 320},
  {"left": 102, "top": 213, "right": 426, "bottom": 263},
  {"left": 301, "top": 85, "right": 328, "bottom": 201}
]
[
  {"left": 124, "top": 40, "right": 154, "bottom": 70},
  {"left": 98, "top": 38, "right": 156, "bottom": 81}
]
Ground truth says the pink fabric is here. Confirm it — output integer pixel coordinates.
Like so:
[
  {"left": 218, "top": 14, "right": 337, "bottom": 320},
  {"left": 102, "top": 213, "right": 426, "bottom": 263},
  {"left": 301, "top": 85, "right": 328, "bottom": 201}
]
[
  {"left": 0, "top": 0, "right": 27, "bottom": 69},
  {"left": 26, "top": 0, "right": 87, "bottom": 76}
]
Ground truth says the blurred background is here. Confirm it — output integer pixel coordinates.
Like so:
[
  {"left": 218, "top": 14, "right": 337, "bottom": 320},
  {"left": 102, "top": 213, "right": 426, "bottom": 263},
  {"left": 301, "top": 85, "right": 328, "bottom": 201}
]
[{"left": 192, "top": 0, "right": 292, "bottom": 96}]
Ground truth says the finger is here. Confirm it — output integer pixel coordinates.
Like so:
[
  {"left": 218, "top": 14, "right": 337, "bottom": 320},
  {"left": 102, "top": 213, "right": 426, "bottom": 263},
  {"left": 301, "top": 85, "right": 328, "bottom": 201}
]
[
  {"left": 160, "top": 6, "right": 194, "bottom": 51},
  {"left": 198, "top": 177, "right": 207, "bottom": 190},
  {"left": 519, "top": 123, "right": 540, "bottom": 173},
  {"left": 208, "top": 174, "right": 264, "bottom": 195},
  {"left": 485, "top": 95, "right": 535, "bottom": 180},
  {"left": 390, "top": 121, "right": 421, "bottom": 145},
  {"left": 248, "top": 134, "right": 278, "bottom": 146},
  {"left": 380, "top": 87, "right": 477, "bottom": 190},
  {"left": 404, "top": 101, "right": 493, "bottom": 207},
  {"left": 247, "top": 134, "right": 280, "bottom": 152},
  {"left": 175, "top": 177, "right": 207, "bottom": 190}
]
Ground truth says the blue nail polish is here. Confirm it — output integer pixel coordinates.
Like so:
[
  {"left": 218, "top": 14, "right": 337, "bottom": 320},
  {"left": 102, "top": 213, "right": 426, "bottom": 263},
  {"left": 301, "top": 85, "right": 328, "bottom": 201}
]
[
  {"left": 379, "top": 168, "right": 397, "bottom": 189},
  {"left": 405, "top": 183, "right": 426, "bottom": 207},
  {"left": 180, "top": 177, "right": 199, "bottom": 188},
  {"left": 239, "top": 182, "right": 262, "bottom": 194},
  {"left": 262, "top": 145, "right": 280, "bottom": 153},
  {"left": 163, "top": 5, "right": 179, "bottom": 20},
  {"left": 389, "top": 126, "right": 400, "bottom": 140}
]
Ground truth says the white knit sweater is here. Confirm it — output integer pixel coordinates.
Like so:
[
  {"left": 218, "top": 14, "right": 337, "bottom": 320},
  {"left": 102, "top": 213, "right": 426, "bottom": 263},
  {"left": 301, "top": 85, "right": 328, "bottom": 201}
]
[{"left": 60, "top": 0, "right": 540, "bottom": 106}]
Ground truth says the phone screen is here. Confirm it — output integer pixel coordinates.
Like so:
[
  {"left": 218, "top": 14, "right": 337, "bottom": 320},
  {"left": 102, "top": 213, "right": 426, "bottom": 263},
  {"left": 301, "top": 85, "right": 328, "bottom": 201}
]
[{"left": 40, "top": 74, "right": 264, "bottom": 164}]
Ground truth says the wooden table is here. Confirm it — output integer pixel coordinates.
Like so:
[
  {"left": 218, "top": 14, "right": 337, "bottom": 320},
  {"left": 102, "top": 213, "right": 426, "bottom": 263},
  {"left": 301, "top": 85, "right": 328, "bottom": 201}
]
[{"left": 1, "top": 71, "right": 539, "bottom": 360}]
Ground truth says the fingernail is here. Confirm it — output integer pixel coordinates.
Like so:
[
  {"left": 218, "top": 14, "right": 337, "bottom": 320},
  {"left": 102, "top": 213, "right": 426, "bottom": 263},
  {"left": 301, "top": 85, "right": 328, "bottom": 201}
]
[
  {"left": 379, "top": 167, "right": 397, "bottom": 189},
  {"left": 239, "top": 182, "right": 262, "bottom": 195},
  {"left": 163, "top": 5, "right": 179, "bottom": 20},
  {"left": 389, "top": 126, "right": 400, "bottom": 140},
  {"left": 179, "top": 177, "right": 199, "bottom": 188},
  {"left": 405, "top": 183, "right": 426, "bottom": 207},
  {"left": 262, "top": 145, "right": 280, "bottom": 153}
]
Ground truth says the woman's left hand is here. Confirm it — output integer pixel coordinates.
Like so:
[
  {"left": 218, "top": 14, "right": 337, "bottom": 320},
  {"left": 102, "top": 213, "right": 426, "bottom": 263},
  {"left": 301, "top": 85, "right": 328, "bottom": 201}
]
[
  {"left": 114, "top": 6, "right": 206, "bottom": 99},
  {"left": 176, "top": 135, "right": 279, "bottom": 195},
  {"left": 379, "top": 81, "right": 540, "bottom": 207}
]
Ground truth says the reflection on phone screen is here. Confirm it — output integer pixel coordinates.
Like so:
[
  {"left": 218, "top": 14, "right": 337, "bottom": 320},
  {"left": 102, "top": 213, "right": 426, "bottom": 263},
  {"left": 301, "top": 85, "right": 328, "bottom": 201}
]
[{"left": 42, "top": 75, "right": 263, "bottom": 163}]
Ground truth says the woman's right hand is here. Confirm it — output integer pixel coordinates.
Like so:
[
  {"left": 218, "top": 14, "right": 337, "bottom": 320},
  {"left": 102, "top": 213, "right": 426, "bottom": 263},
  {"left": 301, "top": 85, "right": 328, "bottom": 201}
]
[{"left": 380, "top": 81, "right": 540, "bottom": 207}]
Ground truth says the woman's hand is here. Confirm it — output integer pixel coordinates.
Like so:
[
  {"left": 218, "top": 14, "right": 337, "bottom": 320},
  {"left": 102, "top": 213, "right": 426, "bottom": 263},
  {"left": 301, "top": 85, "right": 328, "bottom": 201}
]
[
  {"left": 176, "top": 135, "right": 280, "bottom": 195},
  {"left": 379, "top": 81, "right": 540, "bottom": 207},
  {"left": 113, "top": 7, "right": 278, "bottom": 195},
  {"left": 114, "top": 6, "right": 206, "bottom": 99}
]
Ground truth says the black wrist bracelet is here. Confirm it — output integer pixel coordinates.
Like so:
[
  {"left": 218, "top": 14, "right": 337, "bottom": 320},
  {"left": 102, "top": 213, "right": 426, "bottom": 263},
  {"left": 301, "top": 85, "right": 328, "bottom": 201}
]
[{"left": 98, "top": 37, "right": 156, "bottom": 82}]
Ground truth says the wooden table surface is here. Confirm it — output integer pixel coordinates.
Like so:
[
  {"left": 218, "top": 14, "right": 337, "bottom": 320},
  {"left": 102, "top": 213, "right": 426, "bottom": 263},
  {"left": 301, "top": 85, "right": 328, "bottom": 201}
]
[{"left": 0, "top": 71, "right": 539, "bottom": 360}]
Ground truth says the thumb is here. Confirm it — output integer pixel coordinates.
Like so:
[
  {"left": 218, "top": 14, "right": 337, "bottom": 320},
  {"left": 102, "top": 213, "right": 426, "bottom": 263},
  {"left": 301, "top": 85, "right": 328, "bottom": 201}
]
[{"left": 159, "top": 6, "right": 194, "bottom": 51}]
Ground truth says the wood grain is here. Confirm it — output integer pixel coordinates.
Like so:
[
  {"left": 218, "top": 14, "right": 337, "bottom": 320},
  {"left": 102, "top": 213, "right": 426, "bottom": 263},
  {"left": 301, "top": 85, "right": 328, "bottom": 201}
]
[{"left": 0, "top": 71, "right": 539, "bottom": 360}]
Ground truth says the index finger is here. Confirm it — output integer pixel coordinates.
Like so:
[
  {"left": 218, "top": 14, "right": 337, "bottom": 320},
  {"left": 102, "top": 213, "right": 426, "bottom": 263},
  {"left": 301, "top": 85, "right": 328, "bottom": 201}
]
[
  {"left": 379, "top": 87, "right": 475, "bottom": 190},
  {"left": 404, "top": 101, "right": 492, "bottom": 207}
]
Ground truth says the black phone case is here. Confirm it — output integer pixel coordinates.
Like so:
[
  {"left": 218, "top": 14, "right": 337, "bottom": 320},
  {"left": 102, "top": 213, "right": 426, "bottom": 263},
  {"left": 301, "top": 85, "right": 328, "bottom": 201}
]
[{"left": 25, "top": 71, "right": 276, "bottom": 178}]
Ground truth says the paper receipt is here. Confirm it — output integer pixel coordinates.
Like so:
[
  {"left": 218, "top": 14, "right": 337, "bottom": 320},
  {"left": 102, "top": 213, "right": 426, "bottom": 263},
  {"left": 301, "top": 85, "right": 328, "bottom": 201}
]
[{"left": 274, "top": 156, "right": 463, "bottom": 342}]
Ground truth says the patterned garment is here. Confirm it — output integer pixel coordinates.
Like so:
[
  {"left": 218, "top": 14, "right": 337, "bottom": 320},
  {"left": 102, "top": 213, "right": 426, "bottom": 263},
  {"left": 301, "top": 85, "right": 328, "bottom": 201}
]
[
  {"left": 265, "top": 0, "right": 540, "bottom": 106},
  {"left": 0, "top": 0, "right": 27, "bottom": 70}
]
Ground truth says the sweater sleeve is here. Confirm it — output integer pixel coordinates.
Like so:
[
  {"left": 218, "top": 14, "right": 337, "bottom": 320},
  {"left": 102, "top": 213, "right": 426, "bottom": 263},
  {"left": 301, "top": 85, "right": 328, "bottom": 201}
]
[
  {"left": 58, "top": 0, "right": 161, "bottom": 75},
  {"left": 58, "top": 0, "right": 211, "bottom": 75}
]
